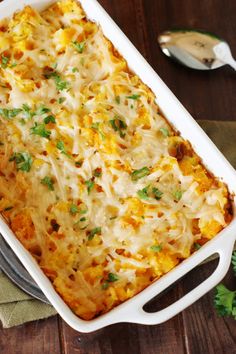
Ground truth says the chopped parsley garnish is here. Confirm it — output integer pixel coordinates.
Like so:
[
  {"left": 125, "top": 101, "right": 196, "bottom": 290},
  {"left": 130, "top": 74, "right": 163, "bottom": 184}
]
[
  {"left": 173, "top": 190, "right": 183, "bottom": 201},
  {"left": 44, "top": 115, "right": 56, "bottom": 124},
  {"left": 22, "top": 104, "right": 35, "bottom": 119},
  {"left": 72, "top": 41, "right": 85, "bottom": 53},
  {"left": 56, "top": 140, "right": 70, "bottom": 157},
  {"left": 137, "top": 185, "right": 163, "bottom": 201},
  {"left": 131, "top": 167, "right": 150, "bottom": 181},
  {"left": 31, "top": 122, "right": 51, "bottom": 139},
  {"left": 80, "top": 209, "right": 87, "bottom": 215},
  {"left": 152, "top": 187, "right": 163, "bottom": 200},
  {"left": 107, "top": 272, "right": 119, "bottom": 282},
  {"left": 0, "top": 108, "right": 22, "bottom": 119},
  {"left": 137, "top": 185, "right": 150, "bottom": 200},
  {"left": 58, "top": 97, "right": 66, "bottom": 104},
  {"left": 36, "top": 105, "right": 51, "bottom": 115},
  {"left": 41, "top": 176, "right": 54, "bottom": 191},
  {"left": 159, "top": 127, "right": 170, "bottom": 137},
  {"left": 70, "top": 204, "right": 79, "bottom": 215},
  {"left": 109, "top": 118, "right": 127, "bottom": 138},
  {"left": 1, "top": 55, "right": 9, "bottom": 69},
  {"left": 45, "top": 70, "right": 70, "bottom": 91},
  {"left": 126, "top": 94, "right": 141, "bottom": 100},
  {"left": 72, "top": 67, "right": 79, "bottom": 73},
  {"left": 10, "top": 62, "right": 17, "bottom": 68},
  {"left": 80, "top": 217, "right": 86, "bottom": 222},
  {"left": 150, "top": 244, "right": 162, "bottom": 252},
  {"left": 115, "top": 96, "right": 120, "bottom": 104},
  {"left": 9, "top": 152, "right": 33, "bottom": 172},
  {"left": 102, "top": 272, "right": 119, "bottom": 289},
  {"left": 85, "top": 179, "right": 94, "bottom": 194},
  {"left": 194, "top": 242, "right": 201, "bottom": 250},
  {"left": 88, "top": 226, "right": 101, "bottom": 240}
]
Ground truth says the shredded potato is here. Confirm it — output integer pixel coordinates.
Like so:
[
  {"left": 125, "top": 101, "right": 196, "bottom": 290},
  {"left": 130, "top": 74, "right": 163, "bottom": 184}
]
[{"left": 0, "top": 0, "right": 232, "bottom": 320}]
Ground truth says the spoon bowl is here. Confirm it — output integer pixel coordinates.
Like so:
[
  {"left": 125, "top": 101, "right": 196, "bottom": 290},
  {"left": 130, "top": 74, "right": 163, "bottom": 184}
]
[{"left": 158, "top": 29, "right": 236, "bottom": 71}]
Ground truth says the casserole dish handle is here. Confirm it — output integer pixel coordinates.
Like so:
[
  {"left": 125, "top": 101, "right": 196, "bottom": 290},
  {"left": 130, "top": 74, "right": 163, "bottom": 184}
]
[{"left": 128, "top": 239, "right": 234, "bottom": 325}]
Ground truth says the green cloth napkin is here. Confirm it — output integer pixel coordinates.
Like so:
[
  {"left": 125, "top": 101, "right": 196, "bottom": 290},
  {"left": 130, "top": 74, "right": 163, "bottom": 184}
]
[{"left": 0, "top": 120, "right": 235, "bottom": 329}]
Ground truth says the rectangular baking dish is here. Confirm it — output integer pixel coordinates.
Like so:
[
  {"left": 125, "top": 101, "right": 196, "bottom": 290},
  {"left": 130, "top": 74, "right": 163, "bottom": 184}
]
[{"left": 0, "top": 0, "right": 236, "bottom": 333}]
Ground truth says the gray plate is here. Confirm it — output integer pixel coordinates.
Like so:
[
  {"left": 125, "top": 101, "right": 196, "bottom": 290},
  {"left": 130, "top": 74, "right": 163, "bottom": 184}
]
[{"left": 0, "top": 233, "right": 50, "bottom": 304}]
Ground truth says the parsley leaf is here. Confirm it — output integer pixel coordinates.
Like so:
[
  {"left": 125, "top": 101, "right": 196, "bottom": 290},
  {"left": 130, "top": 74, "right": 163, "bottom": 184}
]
[
  {"left": 126, "top": 94, "right": 141, "bottom": 100},
  {"left": 0, "top": 108, "right": 22, "bottom": 119},
  {"left": 31, "top": 122, "right": 51, "bottom": 139},
  {"left": 107, "top": 272, "right": 119, "bottom": 282},
  {"left": 152, "top": 187, "right": 163, "bottom": 200},
  {"left": 44, "top": 115, "right": 56, "bottom": 124},
  {"left": 56, "top": 140, "right": 70, "bottom": 157},
  {"left": 214, "top": 284, "right": 236, "bottom": 318},
  {"left": 160, "top": 127, "right": 170, "bottom": 137},
  {"left": 194, "top": 242, "right": 201, "bottom": 250},
  {"left": 173, "top": 190, "right": 183, "bottom": 201},
  {"left": 72, "top": 67, "right": 79, "bottom": 73},
  {"left": 70, "top": 204, "right": 79, "bottom": 215},
  {"left": 36, "top": 105, "right": 51, "bottom": 115},
  {"left": 88, "top": 226, "right": 101, "bottom": 240},
  {"left": 109, "top": 118, "right": 127, "bottom": 138},
  {"left": 9, "top": 152, "right": 33, "bottom": 172},
  {"left": 85, "top": 179, "right": 94, "bottom": 194},
  {"left": 41, "top": 176, "right": 54, "bottom": 191},
  {"left": 1, "top": 55, "right": 9, "bottom": 69},
  {"left": 150, "top": 244, "right": 162, "bottom": 252},
  {"left": 137, "top": 185, "right": 150, "bottom": 200},
  {"left": 45, "top": 70, "right": 70, "bottom": 91},
  {"left": 102, "top": 272, "right": 119, "bottom": 289},
  {"left": 58, "top": 97, "right": 66, "bottom": 104},
  {"left": 22, "top": 104, "right": 35, "bottom": 119},
  {"left": 72, "top": 41, "right": 85, "bottom": 53},
  {"left": 131, "top": 167, "right": 150, "bottom": 181}
]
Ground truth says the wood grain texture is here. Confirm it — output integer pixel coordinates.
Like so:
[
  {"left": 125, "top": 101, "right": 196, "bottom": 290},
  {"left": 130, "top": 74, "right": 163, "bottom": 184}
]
[
  {"left": 0, "top": 0, "right": 236, "bottom": 353},
  {"left": 0, "top": 316, "right": 62, "bottom": 354}
]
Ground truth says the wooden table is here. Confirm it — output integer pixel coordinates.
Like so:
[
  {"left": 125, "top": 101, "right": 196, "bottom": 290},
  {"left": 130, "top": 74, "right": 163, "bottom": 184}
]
[{"left": 0, "top": 1, "right": 236, "bottom": 353}]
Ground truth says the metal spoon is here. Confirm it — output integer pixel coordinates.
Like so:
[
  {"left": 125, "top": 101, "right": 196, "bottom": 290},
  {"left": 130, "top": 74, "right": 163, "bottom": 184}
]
[{"left": 158, "top": 29, "right": 236, "bottom": 71}]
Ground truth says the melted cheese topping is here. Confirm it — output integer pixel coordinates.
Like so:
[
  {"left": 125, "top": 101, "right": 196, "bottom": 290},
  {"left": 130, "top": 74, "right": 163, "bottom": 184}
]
[{"left": 0, "top": 0, "right": 232, "bottom": 320}]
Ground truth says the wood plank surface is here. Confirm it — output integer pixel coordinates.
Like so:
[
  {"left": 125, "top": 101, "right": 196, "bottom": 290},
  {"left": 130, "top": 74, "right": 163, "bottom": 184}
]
[{"left": 0, "top": 0, "right": 236, "bottom": 353}]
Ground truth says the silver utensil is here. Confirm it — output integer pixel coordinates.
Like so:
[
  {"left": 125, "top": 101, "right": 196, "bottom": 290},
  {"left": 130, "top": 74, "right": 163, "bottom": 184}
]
[
  {"left": 0, "top": 233, "right": 50, "bottom": 304},
  {"left": 158, "top": 29, "right": 236, "bottom": 70}
]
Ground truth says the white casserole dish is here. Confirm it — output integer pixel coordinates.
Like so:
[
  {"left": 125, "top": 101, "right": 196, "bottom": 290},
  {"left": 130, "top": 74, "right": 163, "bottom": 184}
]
[{"left": 0, "top": 0, "right": 236, "bottom": 333}]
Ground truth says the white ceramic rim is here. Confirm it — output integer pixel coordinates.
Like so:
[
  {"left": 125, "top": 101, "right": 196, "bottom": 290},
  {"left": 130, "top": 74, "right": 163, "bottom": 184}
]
[{"left": 0, "top": 0, "right": 236, "bottom": 333}]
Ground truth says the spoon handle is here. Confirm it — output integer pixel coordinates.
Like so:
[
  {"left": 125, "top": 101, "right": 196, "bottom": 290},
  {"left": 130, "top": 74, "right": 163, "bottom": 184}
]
[{"left": 213, "top": 42, "right": 236, "bottom": 70}]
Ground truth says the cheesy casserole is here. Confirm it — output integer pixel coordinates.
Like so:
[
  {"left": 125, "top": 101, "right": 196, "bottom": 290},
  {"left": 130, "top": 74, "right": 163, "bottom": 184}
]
[{"left": 0, "top": 0, "right": 232, "bottom": 320}]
